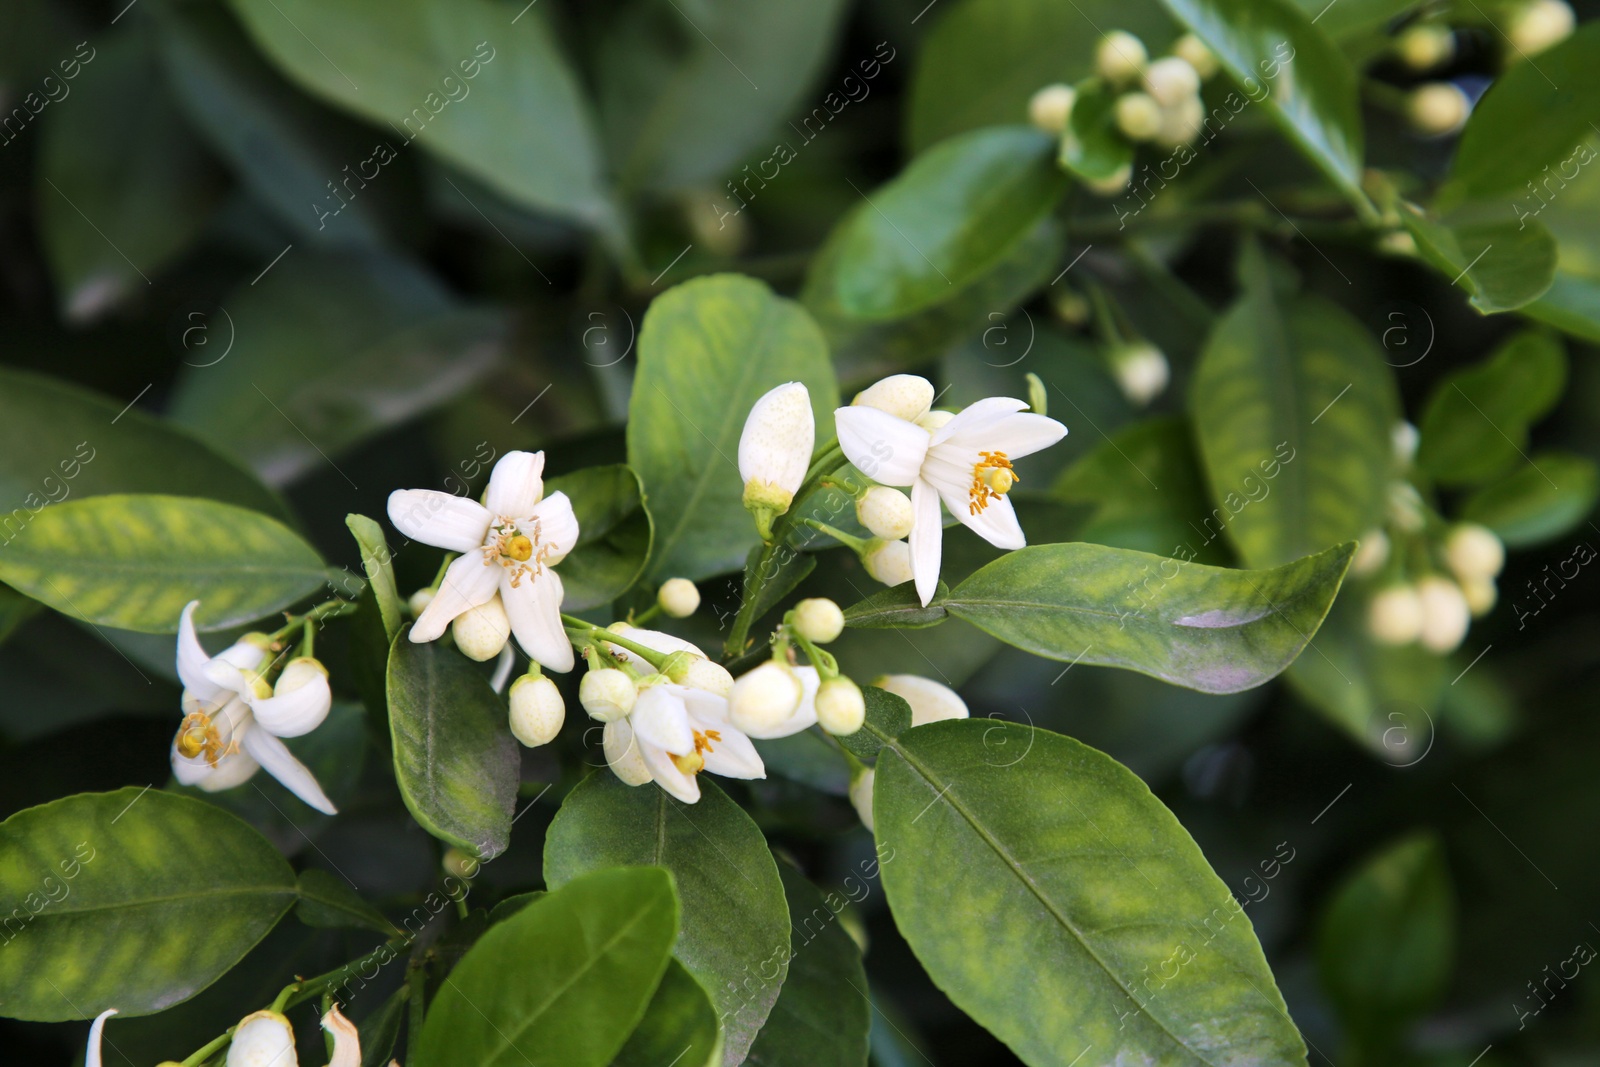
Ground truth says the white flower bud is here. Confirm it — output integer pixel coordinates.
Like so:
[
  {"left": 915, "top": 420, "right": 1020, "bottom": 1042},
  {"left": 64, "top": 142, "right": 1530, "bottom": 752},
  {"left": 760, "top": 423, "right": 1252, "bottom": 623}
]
[
  {"left": 1445, "top": 523, "right": 1505, "bottom": 581},
  {"left": 1096, "top": 31, "right": 1148, "bottom": 85},
  {"left": 1396, "top": 23, "right": 1454, "bottom": 70},
  {"left": 1154, "top": 94, "right": 1205, "bottom": 148},
  {"left": 579, "top": 668, "right": 636, "bottom": 722},
  {"left": 740, "top": 382, "right": 815, "bottom": 518},
  {"left": 1144, "top": 57, "right": 1200, "bottom": 107},
  {"left": 675, "top": 656, "right": 735, "bottom": 697},
  {"left": 509, "top": 675, "right": 564, "bottom": 747},
  {"left": 1028, "top": 83, "right": 1077, "bottom": 135},
  {"left": 862, "top": 539, "right": 914, "bottom": 587},
  {"left": 322, "top": 1004, "right": 361, "bottom": 1067},
  {"left": 1393, "top": 421, "right": 1420, "bottom": 467},
  {"left": 856, "top": 486, "right": 914, "bottom": 540},
  {"left": 1086, "top": 163, "right": 1133, "bottom": 196},
  {"left": 1378, "top": 230, "right": 1418, "bottom": 257},
  {"left": 915, "top": 409, "right": 955, "bottom": 432},
  {"left": 442, "top": 847, "right": 478, "bottom": 879},
  {"left": 603, "top": 718, "right": 653, "bottom": 786},
  {"left": 1110, "top": 343, "right": 1169, "bottom": 406},
  {"left": 1368, "top": 584, "right": 1425, "bottom": 645},
  {"left": 1417, "top": 575, "right": 1471, "bottom": 653},
  {"left": 408, "top": 587, "right": 435, "bottom": 616},
  {"left": 852, "top": 374, "right": 935, "bottom": 422},
  {"left": 250, "top": 656, "right": 333, "bottom": 738},
  {"left": 657, "top": 578, "right": 701, "bottom": 618},
  {"left": 1115, "top": 92, "right": 1163, "bottom": 141},
  {"left": 792, "top": 598, "right": 846, "bottom": 644},
  {"left": 1173, "top": 33, "right": 1218, "bottom": 79},
  {"left": 453, "top": 594, "right": 511, "bottom": 662},
  {"left": 1407, "top": 82, "right": 1469, "bottom": 137},
  {"left": 1351, "top": 529, "right": 1391, "bottom": 577},
  {"left": 227, "top": 1010, "right": 298, "bottom": 1067},
  {"left": 874, "top": 674, "right": 969, "bottom": 726},
  {"left": 816, "top": 677, "right": 866, "bottom": 735},
  {"left": 849, "top": 766, "right": 876, "bottom": 832},
  {"left": 1509, "top": 0, "right": 1574, "bottom": 56},
  {"left": 729, "top": 662, "right": 804, "bottom": 734},
  {"left": 1462, "top": 577, "right": 1497, "bottom": 617}
]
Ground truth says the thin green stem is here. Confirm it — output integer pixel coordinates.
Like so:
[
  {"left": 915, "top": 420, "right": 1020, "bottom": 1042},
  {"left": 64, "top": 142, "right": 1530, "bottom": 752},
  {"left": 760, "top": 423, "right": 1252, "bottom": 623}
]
[
  {"left": 407, "top": 956, "right": 428, "bottom": 1063},
  {"left": 563, "top": 616, "right": 669, "bottom": 668},
  {"left": 800, "top": 518, "right": 869, "bottom": 554},
  {"left": 180, "top": 1028, "right": 236, "bottom": 1067},
  {"left": 631, "top": 601, "right": 663, "bottom": 626}
]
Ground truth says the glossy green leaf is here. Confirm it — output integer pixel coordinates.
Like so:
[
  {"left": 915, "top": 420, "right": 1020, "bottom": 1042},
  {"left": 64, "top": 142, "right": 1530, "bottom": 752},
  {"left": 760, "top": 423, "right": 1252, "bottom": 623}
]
[
  {"left": 1159, "top": 0, "right": 1368, "bottom": 213},
  {"left": 942, "top": 541, "right": 1354, "bottom": 694},
  {"left": 545, "top": 465, "right": 653, "bottom": 612},
  {"left": 834, "top": 687, "right": 912, "bottom": 762},
  {"left": 842, "top": 581, "right": 950, "bottom": 629},
  {"left": 1190, "top": 247, "right": 1399, "bottom": 567},
  {"left": 1526, "top": 271, "right": 1600, "bottom": 342},
  {"left": 1318, "top": 833, "right": 1454, "bottom": 1045},
  {"left": 725, "top": 543, "right": 817, "bottom": 658},
  {"left": 613, "top": 958, "right": 723, "bottom": 1067},
  {"left": 1059, "top": 80, "right": 1133, "bottom": 184},
  {"left": 745, "top": 863, "right": 871, "bottom": 1067},
  {"left": 1287, "top": 0, "right": 1415, "bottom": 40},
  {"left": 874, "top": 721, "right": 1307, "bottom": 1066},
  {"left": 804, "top": 127, "right": 1065, "bottom": 322},
  {"left": 294, "top": 868, "right": 396, "bottom": 935},
  {"left": 1401, "top": 205, "right": 1558, "bottom": 313},
  {"left": 37, "top": 30, "right": 221, "bottom": 319},
  {"left": 346, "top": 513, "right": 402, "bottom": 641},
  {"left": 1459, "top": 452, "right": 1600, "bottom": 548},
  {"left": 545, "top": 774, "right": 791, "bottom": 1065},
  {"left": 227, "top": 0, "right": 613, "bottom": 231},
  {"left": 1446, "top": 22, "right": 1600, "bottom": 203},
  {"left": 0, "top": 587, "right": 38, "bottom": 647},
  {"left": 358, "top": 985, "right": 409, "bottom": 1067},
  {"left": 628, "top": 274, "right": 837, "bottom": 583},
  {"left": 0, "top": 788, "right": 296, "bottom": 1021},
  {"left": 0, "top": 495, "right": 327, "bottom": 633},
  {"left": 386, "top": 631, "right": 519, "bottom": 859},
  {"left": 1417, "top": 330, "right": 1565, "bottom": 486},
  {"left": 414, "top": 867, "right": 680, "bottom": 1067}
]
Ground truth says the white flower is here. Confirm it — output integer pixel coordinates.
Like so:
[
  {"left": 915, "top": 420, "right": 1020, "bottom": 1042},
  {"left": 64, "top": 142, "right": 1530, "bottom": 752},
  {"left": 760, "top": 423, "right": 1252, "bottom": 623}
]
[
  {"left": 599, "top": 625, "right": 733, "bottom": 696},
  {"left": 1396, "top": 24, "right": 1454, "bottom": 70},
  {"left": 614, "top": 680, "right": 765, "bottom": 803},
  {"left": 1407, "top": 83, "right": 1469, "bottom": 137},
  {"left": 1154, "top": 95, "right": 1205, "bottom": 149},
  {"left": 322, "top": 1005, "right": 361, "bottom": 1067},
  {"left": 657, "top": 578, "right": 701, "bottom": 618},
  {"left": 874, "top": 674, "right": 969, "bottom": 725},
  {"left": 508, "top": 675, "right": 564, "bottom": 747},
  {"left": 1027, "top": 84, "right": 1076, "bottom": 135},
  {"left": 388, "top": 450, "right": 578, "bottom": 673},
  {"left": 1109, "top": 342, "right": 1170, "bottom": 405},
  {"left": 171, "top": 602, "right": 336, "bottom": 815},
  {"left": 1462, "top": 577, "right": 1497, "bottom": 617},
  {"left": 1350, "top": 529, "right": 1390, "bottom": 577},
  {"left": 85, "top": 1008, "right": 116, "bottom": 1067},
  {"left": 852, "top": 374, "right": 935, "bottom": 422},
  {"left": 836, "top": 381, "right": 1067, "bottom": 606},
  {"left": 227, "top": 1010, "right": 298, "bottom": 1067},
  {"left": 740, "top": 382, "right": 814, "bottom": 523}
]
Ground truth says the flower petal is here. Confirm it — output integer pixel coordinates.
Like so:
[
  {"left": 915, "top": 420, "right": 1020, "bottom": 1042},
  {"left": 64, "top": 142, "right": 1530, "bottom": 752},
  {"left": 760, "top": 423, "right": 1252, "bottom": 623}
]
[
  {"left": 528, "top": 491, "right": 580, "bottom": 566},
  {"left": 176, "top": 601, "right": 225, "bottom": 704},
  {"left": 631, "top": 685, "right": 694, "bottom": 753},
  {"left": 640, "top": 741, "right": 701, "bottom": 804},
  {"left": 938, "top": 408, "right": 1067, "bottom": 460},
  {"left": 250, "top": 667, "right": 332, "bottom": 738},
  {"left": 930, "top": 396, "right": 1030, "bottom": 448},
  {"left": 322, "top": 1005, "right": 361, "bottom": 1067},
  {"left": 696, "top": 720, "right": 766, "bottom": 780},
  {"left": 954, "top": 491, "right": 1025, "bottom": 550},
  {"left": 242, "top": 727, "right": 337, "bottom": 814},
  {"left": 387, "top": 489, "right": 490, "bottom": 553},
  {"left": 834, "top": 406, "right": 930, "bottom": 487},
  {"left": 909, "top": 478, "right": 944, "bottom": 608},
  {"left": 485, "top": 450, "right": 546, "bottom": 518},
  {"left": 85, "top": 1008, "right": 117, "bottom": 1067},
  {"left": 602, "top": 625, "right": 705, "bottom": 671},
  {"left": 603, "top": 718, "right": 653, "bottom": 786},
  {"left": 503, "top": 570, "right": 574, "bottom": 672},
  {"left": 736, "top": 665, "right": 819, "bottom": 739},
  {"left": 412, "top": 553, "right": 500, "bottom": 642}
]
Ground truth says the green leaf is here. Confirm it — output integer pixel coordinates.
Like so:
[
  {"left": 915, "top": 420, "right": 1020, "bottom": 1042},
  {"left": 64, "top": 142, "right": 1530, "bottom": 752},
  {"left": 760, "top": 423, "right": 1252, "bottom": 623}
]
[
  {"left": 37, "top": 29, "right": 221, "bottom": 319},
  {"left": 1459, "top": 452, "right": 1600, "bottom": 548},
  {"left": 834, "top": 687, "right": 912, "bottom": 762},
  {"left": 358, "top": 985, "right": 410, "bottom": 1067},
  {"left": 545, "top": 465, "right": 653, "bottom": 612},
  {"left": 1190, "top": 246, "right": 1399, "bottom": 567},
  {"left": 874, "top": 721, "right": 1308, "bottom": 1066},
  {"left": 227, "top": 0, "right": 613, "bottom": 231},
  {"left": 804, "top": 127, "right": 1065, "bottom": 322},
  {"left": 346, "top": 514, "right": 402, "bottom": 641},
  {"left": 545, "top": 774, "right": 791, "bottom": 1065},
  {"left": 0, "top": 366, "right": 285, "bottom": 522},
  {"left": 294, "top": 868, "right": 396, "bottom": 935},
  {"left": 1158, "top": 0, "right": 1369, "bottom": 213},
  {"left": 841, "top": 581, "right": 949, "bottom": 629},
  {"left": 414, "top": 867, "right": 680, "bottom": 1067},
  {"left": 628, "top": 274, "right": 838, "bottom": 583},
  {"left": 0, "top": 788, "right": 296, "bottom": 1021},
  {"left": 613, "top": 958, "right": 723, "bottom": 1067},
  {"left": 0, "top": 494, "right": 327, "bottom": 633},
  {"left": 745, "top": 863, "right": 871, "bottom": 1067},
  {"left": 1526, "top": 271, "right": 1600, "bottom": 342},
  {"left": 386, "top": 631, "right": 520, "bottom": 859},
  {"left": 731, "top": 542, "right": 818, "bottom": 651},
  {"left": 942, "top": 541, "right": 1354, "bottom": 694},
  {"left": 1417, "top": 330, "right": 1566, "bottom": 486},
  {"left": 1059, "top": 80, "right": 1133, "bottom": 184},
  {"left": 1445, "top": 22, "right": 1600, "bottom": 203},
  {"left": 1318, "top": 833, "right": 1454, "bottom": 1046},
  {"left": 1401, "top": 205, "right": 1558, "bottom": 313}
]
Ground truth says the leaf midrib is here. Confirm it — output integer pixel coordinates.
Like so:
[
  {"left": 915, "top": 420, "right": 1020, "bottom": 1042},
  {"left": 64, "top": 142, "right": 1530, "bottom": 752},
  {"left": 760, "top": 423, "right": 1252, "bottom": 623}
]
[{"left": 16, "top": 884, "right": 295, "bottom": 920}]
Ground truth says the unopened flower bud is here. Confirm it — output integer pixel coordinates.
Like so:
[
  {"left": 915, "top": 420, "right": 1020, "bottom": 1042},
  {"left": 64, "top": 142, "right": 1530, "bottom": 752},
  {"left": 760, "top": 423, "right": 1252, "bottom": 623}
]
[
  {"left": 1407, "top": 82, "right": 1469, "bottom": 137},
  {"left": 579, "top": 667, "right": 636, "bottom": 722},
  {"left": 657, "top": 578, "right": 700, "bottom": 618},
  {"left": 1378, "top": 230, "right": 1418, "bottom": 257},
  {"left": 1417, "top": 575, "right": 1470, "bottom": 653},
  {"left": 509, "top": 675, "right": 564, "bottom": 747},
  {"left": 1396, "top": 23, "right": 1454, "bottom": 70},
  {"left": 226, "top": 1010, "right": 298, "bottom": 1067},
  {"left": 1369, "top": 584, "right": 1425, "bottom": 645},
  {"left": 852, "top": 374, "right": 935, "bottom": 422},
  {"left": 816, "top": 677, "right": 866, "bottom": 735},
  {"left": 1144, "top": 56, "right": 1200, "bottom": 107},
  {"left": 740, "top": 382, "right": 815, "bottom": 534},
  {"left": 856, "top": 486, "right": 914, "bottom": 540},
  {"left": 1153, "top": 94, "right": 1205, "bottom": 148},
  {"left": 1351, "top": 529, "right": 1391, "bottom": 577},
  {"left": 862, "top": 539, "right": 914, "bottom": 587},
  {"left": 1462, "top": 577, "right": 1497, "bottom": 617},
  {"left": 453, "top": 594, "right": 511, "bottom": 662},
  {"left": 1109, "top": 343, "right": 1169, "bottom": 406},
  {"left": 408, "top": 587, "right": 435, "bottom": 616},
  {"left": 673, "top": 655, "right": 735, "bottom": 697},
  {"left": 729, "top": 661, "right": 803, "bottom": 734},
  {"left": 792, "top": 598, "right": 846, "bottom": 644},
  {"left": 1508, "top": 0, "right": 1574, "bottom": 57},
  {"left": 1096, "top": 31, "right": 1148, "bottom": 85},
  {"left": 1028, "top": 83, "right": 1077, "bottom": 135},
  {"left": 1173, "top": 33, "right": 1218, "bottom": 79},
  {"left": 1393, "top": 421, "right": 1420, "bottom": 467},
  {"left": 850, "top": 766, "right": 876, "bottom": 832},
  {"left": 915, "top": 409, "right": 954, "bottom": 432},
  {"left": 1115, "top": 92, "right": 1163, "bottom": 141},
  {"left": 1445, "top": 523, "right": 1505, "bottom": 581},
  {"left": 874, "top": 674, "right": 969, "bottom": 725}
]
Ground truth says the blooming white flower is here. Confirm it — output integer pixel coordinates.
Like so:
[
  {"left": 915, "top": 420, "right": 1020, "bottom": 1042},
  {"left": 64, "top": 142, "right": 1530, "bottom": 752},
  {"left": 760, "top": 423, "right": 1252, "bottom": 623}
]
[
  {"left": 508, "top": 674, "right": 565, "bottom": 747},
  {"left": 617, "top": 679, "right": 765, "bottom": 803},
  {"left": 740, "top": 382, "right": 814, "bottom": 528},
  {"left": 171, "top": 602, "right": 336, "bottom": 815},
  {"left": 388, "top": 450, "right": 578, "bottom": 673},
  {"left": 836, "top": 380, "right": 1067, "bottom": 606},
  {"left": 85, "top": 1008, "right": 116, "bottom": 1067},
  {"left": 227, "top": 1010, "right": 298, "bottom": 1067},
  {"left": 874, "top": 674, "right": 969, "bottom": 725}
]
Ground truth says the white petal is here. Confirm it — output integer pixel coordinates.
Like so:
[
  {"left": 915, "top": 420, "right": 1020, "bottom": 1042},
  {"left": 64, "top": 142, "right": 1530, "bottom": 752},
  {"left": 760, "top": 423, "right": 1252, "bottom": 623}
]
[
  {"left": 387, "top": 489, "right": 490, "bottom": 553},
  {"left": 603, "top": 625, "right": 705, "bottom": 671},
  {"left": 833, "top": 406, "right": 930, "bottom": 487},
  {"left": 603, "top": 719, "right": 653, "bottom": 786},
  {"left": 876, "top": 674, "right": 969, "bottom": 725},
  {"left": 212, "top": 641, "right": 267, "bottom": 673},
  {"left": 242, "top": 728, "right": 337, "bottom": 814},
  {"left": 250, "top": 664, "right": 332, "bottom": 738},
  {"left": 176, "top": 601, "right": 225, "bottom": 704},
  {"left": 631, "top": 685, "right": 695, "bottom": 754},
  {"left": 202, "top": 659, "right": 263, "bottom": 702},
  {"left": 640, "top": 741, "right": 701, "bottom": 804},
  {"left": 909, "top": 479, "right": 944, "bottom": 608},
  {"left": 485, "top": 450, "right": 546, "bottom": 518},
  {"left": 86, "top": 1008, "right": 117, "bottom": 1067},
  {"left": 412, "top": 553, "right": 500, "bottom": 642},
  {"left": 503, "top": 571, "right": 574, "bottom": 672},
  {"left": 738, "top": 665, "right": 819, "bottom": 740},
  {"left": 695, "top": 716, "right": 766, "bottom": 779},
  {"left": 173, "top": 710, "right": 261, "bottom": 789},
  {"left": 939, "top": 408, "right": 1067, "bottom": 459},
  {"left": 931, "top": 396, "right": 1030, "bottom": 447},
  {"left": 528, "top": 491, "right": 580, "bottom": 566},
  {"left": 739, "top": 382, "right": 814, "bottom": 494},
  {"left": 322, "top": 1005, "right": 361, "bottom": 1067},
  {"left": 955, "top": 492, "right": 1026, "bottom": 550}
]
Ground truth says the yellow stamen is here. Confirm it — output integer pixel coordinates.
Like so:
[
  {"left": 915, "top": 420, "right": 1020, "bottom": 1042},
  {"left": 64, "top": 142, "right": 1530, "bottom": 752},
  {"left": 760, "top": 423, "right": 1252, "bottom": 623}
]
[
  {"left": 969, "top": 451, "right": 1018, "bottom": 515},
  {"left": 176, "top": 711, "right": 234, "bottom": 768}
]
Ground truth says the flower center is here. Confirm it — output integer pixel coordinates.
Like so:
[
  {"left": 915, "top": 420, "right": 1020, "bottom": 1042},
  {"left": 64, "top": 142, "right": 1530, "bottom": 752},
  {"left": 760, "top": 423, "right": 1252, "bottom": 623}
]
[
  {"left": 483, "top": 518, "right": 556, "bottom": 587},
  {"left": 968, "top": 451, "right": 1017, "bottom": 515},
  {"left": 669, "top": 729, "right": 721, "bottom": 776},
  {"left": 175, "top": 710, "right": 237, "bottom": 768}
]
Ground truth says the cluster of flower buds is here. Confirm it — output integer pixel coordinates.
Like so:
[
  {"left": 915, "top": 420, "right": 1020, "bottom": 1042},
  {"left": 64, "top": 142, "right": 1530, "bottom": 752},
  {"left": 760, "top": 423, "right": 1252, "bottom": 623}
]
[{"left": 733, "top": 598, "right": 866, "bottom": 737}]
